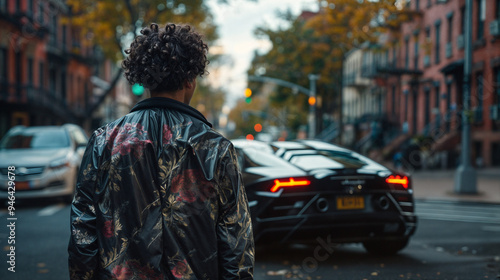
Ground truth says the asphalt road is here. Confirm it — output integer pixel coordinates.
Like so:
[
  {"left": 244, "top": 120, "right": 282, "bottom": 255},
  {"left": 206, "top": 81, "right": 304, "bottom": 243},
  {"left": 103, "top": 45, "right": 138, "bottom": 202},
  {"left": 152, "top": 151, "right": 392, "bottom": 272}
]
[{"left": 0, "top": 199, "right": 499, "bottom": 280}]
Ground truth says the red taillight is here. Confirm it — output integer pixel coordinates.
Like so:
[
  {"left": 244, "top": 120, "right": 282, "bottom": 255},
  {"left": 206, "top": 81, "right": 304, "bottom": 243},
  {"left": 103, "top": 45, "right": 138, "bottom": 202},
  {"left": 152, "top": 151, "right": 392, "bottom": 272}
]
[
  {"left": 386, "top": 175, "right": 409, "bottom": 189},
  {"left": 270, "top": 178, "right": 311, "bottom": 192}
]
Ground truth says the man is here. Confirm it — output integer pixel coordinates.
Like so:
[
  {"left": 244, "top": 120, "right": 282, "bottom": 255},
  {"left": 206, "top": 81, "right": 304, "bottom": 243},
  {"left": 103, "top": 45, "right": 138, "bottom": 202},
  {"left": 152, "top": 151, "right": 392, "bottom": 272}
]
[{"left": 68, "top": 23, "right": 254, "bottom": 279}]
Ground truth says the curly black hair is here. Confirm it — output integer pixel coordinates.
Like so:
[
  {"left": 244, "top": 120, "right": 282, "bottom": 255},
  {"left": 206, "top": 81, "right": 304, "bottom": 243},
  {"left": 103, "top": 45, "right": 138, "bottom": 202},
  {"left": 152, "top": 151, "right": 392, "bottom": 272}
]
[{"left": 122, "top": 23, "right": 209, "bottom": 93}]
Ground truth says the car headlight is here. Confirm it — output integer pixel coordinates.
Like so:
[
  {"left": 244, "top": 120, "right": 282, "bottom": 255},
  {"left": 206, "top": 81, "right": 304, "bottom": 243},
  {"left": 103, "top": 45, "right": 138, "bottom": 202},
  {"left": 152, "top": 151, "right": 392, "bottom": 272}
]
[{"left": 49, "top": 157, "right": 70, "bottom": 169}]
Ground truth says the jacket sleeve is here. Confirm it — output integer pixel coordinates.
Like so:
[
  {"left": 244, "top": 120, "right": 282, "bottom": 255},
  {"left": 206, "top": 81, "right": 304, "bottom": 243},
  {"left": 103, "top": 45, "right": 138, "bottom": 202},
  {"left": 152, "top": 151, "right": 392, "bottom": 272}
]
[
  {"left": 216, "top": 144, "right": 255, "bottom": 280},
  {"left": 68, "top": 132, "right": 100, "bottom": 280}
]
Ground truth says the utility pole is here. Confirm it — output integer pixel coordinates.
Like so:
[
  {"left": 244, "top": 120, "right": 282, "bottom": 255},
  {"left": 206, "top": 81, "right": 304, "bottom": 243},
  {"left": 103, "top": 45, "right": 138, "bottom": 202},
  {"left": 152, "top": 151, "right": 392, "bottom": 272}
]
[{"left": 454, "top": 0, "right": 477, "bottom": 194}]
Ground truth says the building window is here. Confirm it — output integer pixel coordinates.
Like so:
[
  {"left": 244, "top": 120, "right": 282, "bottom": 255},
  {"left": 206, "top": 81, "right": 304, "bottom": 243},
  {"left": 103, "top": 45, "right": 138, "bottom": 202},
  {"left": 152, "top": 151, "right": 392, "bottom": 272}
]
[
  {"left": 496, "top": 0, "right": 500, "bottom": 19},
  {"left": 15, "top": 0, "right": 20, "bottom": 12},
  {"left": 0, "top": 48, "right": 6, "bottom": 82},
  {"left": 62, "top": 25, "right": 67, "bottom": 51},
  {"left": 424, "top": 28, "right": 430, "bottom": 66},
  {"left": 15, "top": 52, "right": 22, "bottom": 85},
  {"left": 427, "top": 0, "right": 431, "bottom": 8},
  {"left": 460, "top": 6, "right": 466, "bottom": 35},
  {"left": 416, "top": 0, "right": 420, "bottom": 11},
  {"left": 392, "top": 46, "right": 397, "bottom": 67},
  {"left": 49, "top": 67, "right": 56, "bottom": 93},
  {"left": 27, "top": 58, "right": 33, "bottom": 86},
  {"left": 0, "top": 0, "right": 7, "bottom": 13},
  {"left": 435, "top": 22, "right": 441, "bottom": 64},
  {"left": 496, "top": 68, "right": 500, "bottom": 105},
  {"left": 414, "top": 34, "right": 419, "bottom": 70},
  {"left": 38, "top": 1, "right": 45, "bottom": 24},
  {"left": 477, "top": 73, "right": 484, "bottom": 108},
  {"left": 446, "top": 14, "right": 453, "bottom": 58},
  {"left": 404, "top": 37, "right": 409, "bottom": 69},
  {"left": 412, "top": 88, "right": 418, "bottom": 134},
  {"left": 39, "top": 62, "right": 45, "bottom": 89},
  {"left": 50, "top": 10, "right": 58, "bottom": 46},
  {"left": 424, "top": 88, "right": 430, "bottom": 127},
  {"left": 477, "top": 0, "right": 485, "bottom": 39},
  {"left": 434, "top": 83, "right": 440, "bottom": 118},
  {"left": 404, "top": 91, "right": 409, "bottom": 122},
  {"left": 61, "top": 71, "right": 67, "bottom": 105},
  {"left": 392, "top": 85, "right": 396, "bottom": 115},
  {"left": 27, "top": 0, "right": 34, "bottom": 16},
  {"left": 447, "top": 15, "right": 453, "bottom": 43},
  {"left": 476, "top": 73, "right": 484, "bottom": 122},
  {"left": 436, "top": 83, "right": 442, "bottom": 119}
]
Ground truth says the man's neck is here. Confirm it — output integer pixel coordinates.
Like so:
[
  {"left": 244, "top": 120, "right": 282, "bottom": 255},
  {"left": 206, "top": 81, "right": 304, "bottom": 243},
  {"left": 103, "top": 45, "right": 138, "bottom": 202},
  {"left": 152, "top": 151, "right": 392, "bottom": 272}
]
[{"left": 151, "top": 91, "right": 188, "bottom": 104}]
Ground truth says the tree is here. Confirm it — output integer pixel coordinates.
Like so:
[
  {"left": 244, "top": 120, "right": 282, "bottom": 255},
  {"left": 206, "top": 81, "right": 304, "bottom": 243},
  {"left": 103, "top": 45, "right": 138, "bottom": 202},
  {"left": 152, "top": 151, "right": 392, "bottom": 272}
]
[
  {"left": 247, "top": 13, "right": 323, "bottom": 136},
  {"left": 65, "top": 0, "right": 219, "bottom": 115},
  {"left": 247, "top": 1, "right": 410, "bottom": 136},
  {"left": 190, "top": 81, "right": 226, "bottom": 127}
]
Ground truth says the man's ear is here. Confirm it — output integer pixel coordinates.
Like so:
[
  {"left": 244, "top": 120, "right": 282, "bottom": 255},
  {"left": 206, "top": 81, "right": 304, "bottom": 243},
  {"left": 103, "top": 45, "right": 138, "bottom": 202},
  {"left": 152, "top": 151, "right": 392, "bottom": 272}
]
[{"left": 184, "top": 79, "right": 195, "bottom": 90}]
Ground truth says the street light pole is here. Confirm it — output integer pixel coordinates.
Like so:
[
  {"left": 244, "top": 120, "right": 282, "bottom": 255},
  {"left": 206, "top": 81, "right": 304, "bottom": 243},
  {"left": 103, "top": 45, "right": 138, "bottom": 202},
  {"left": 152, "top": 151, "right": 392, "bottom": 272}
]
[
  {"left": 308, "top": 74, "right": 319, "bottom": 139},
  {"left": 454, "top": 0, "right": 477, "bottom": 194}
]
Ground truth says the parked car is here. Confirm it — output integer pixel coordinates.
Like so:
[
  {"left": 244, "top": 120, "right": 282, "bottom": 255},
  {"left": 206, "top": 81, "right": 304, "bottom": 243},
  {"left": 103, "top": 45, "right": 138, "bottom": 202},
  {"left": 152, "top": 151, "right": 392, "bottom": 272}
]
[
  {"left": 233, "top": 139, "right": 417, "bottom": 255},
  {"left": 0, "top": 124, "right": 88, "bottom": 203}
]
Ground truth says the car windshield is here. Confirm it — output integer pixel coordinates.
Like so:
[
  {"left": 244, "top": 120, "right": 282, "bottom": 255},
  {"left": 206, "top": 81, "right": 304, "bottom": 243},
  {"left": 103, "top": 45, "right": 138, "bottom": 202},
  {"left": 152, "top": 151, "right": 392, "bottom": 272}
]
[
  {"left": 318, "top": 151, "right": 368, "bottom": 169},
  {"left": 287, "top": 149, "right": 386, "bottom": 171},
  {"left": 289, "top": 155, "right": 345, "bottom": 171},
  {"left": 319, "top": 150, "right": 386, "bottom": 170},
  {"left": 242, "top": 148, "right": 294, "bottom": 168},
  {"left": 0, "top": 129, "right": 70, "bottom": 149}
]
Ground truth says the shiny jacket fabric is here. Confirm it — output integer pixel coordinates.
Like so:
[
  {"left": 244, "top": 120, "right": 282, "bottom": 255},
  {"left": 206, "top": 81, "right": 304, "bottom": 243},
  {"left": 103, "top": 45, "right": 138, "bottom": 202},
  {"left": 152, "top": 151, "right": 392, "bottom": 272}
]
[{"left": 68, "top": 97, "right": 254, "bottom": 279}]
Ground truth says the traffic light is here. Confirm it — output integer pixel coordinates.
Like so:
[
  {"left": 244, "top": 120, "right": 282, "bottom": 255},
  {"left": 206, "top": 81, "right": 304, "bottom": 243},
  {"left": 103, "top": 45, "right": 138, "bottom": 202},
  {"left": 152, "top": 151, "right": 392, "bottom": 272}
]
[
  {"left": 132, "top": 84, "right": 144, "bottom": 96},
  {"left": 308, "top": 96, "right": 316, "bottom": 106},
  {"left": 254, "top": 123, "right": 262, "bottom": 133},
  {"left": 245, "top": 88, "right": 252, "bottom": 104}
]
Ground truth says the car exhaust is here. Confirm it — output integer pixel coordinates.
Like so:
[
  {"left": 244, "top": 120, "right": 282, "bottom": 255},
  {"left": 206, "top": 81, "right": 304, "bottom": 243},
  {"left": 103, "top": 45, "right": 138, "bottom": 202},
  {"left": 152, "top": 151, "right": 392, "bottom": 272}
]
[
  {"left": 316, "top": 197, "right": 329, "bottom": 213},
  {"left": 375, "top": 195, "right": 390, "bottom": 211}
]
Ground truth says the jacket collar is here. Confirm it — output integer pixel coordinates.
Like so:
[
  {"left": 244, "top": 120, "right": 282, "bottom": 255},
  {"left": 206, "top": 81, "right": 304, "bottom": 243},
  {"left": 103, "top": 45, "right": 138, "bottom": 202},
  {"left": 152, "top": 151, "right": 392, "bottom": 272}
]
[{"left": 130, "top": 97, "right": 213, "bottom": 128}]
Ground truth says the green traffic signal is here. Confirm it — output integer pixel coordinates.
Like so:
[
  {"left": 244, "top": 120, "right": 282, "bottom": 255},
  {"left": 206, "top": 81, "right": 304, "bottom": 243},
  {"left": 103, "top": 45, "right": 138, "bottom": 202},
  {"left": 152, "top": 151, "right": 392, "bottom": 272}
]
[
  {"left": 245, "top": 97, "right": 252, "bottom": 104},
  {"left": 132, "top": 84, "right": 144, "bottom": 96}
]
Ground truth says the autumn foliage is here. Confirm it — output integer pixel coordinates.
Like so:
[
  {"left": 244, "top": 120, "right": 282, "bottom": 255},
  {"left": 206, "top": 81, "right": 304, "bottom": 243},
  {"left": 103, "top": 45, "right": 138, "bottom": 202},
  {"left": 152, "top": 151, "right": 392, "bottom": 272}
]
[{"left": 244, "top": 0, "right": 410, "bottom": 136}]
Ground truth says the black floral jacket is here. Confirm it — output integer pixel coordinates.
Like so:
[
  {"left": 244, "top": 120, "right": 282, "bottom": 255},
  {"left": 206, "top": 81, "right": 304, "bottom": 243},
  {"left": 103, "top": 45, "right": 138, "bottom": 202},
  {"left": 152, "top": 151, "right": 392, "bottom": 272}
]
[{"left": 68, "top": 97, "right": 254, "bottom": 279}]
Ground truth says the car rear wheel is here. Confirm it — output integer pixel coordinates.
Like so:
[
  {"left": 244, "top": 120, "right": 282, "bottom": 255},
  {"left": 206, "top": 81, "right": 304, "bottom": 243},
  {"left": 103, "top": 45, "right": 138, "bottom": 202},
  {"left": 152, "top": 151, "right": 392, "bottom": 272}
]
[{"left": 362, "top": 238, "right": 409, "bottom": 255}]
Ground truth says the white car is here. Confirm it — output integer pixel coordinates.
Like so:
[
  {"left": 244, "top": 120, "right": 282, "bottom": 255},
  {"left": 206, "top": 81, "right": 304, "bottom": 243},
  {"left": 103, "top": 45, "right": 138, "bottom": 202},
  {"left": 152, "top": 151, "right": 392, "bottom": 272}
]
[{"left": 0, "top": 124, "right": 88, "bottom": 203}]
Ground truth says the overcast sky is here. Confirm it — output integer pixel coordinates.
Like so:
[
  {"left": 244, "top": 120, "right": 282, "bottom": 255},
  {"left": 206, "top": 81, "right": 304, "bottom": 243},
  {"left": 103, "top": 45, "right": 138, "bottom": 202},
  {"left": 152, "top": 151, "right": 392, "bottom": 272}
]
[{"left": 206, "top": 0, "right": 318, "bottom": 107}]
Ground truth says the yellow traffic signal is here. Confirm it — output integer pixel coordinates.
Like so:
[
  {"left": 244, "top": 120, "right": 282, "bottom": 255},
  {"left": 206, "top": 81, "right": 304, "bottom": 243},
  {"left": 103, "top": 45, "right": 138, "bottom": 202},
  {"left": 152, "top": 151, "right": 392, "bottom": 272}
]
[
  {"left": 308, "top": 96, "right": 316, "bottom": 106},
  {"left": 245, "top": 88, "right": 252, "bottom": 98}
]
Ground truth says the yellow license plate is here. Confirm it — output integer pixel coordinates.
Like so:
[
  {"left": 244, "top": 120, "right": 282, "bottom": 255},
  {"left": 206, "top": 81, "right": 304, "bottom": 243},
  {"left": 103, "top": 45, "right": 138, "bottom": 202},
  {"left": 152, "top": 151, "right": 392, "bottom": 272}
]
[{"left": 336, "top": 196, "right": 365, "bottom": 210}]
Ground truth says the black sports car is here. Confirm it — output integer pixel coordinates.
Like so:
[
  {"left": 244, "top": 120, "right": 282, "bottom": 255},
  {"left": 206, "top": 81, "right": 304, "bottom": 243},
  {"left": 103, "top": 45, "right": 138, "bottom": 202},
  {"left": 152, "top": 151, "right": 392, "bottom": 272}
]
[{"left": 232, "top": 139, "right": 417, "bottom": 255}]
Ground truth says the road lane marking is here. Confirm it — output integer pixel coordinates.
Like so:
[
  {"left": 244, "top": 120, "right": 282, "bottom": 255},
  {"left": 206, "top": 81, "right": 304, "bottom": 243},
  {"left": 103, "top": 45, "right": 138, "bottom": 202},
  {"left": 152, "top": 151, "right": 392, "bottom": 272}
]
[{"left": 37, "top": 204, "right": 66, "bottom": 216}]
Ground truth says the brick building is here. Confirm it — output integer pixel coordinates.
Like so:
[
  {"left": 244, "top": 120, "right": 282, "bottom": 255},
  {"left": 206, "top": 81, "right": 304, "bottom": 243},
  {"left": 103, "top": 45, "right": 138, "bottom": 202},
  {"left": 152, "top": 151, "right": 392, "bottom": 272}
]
[
  {"left": 343, "top": 0, "right": 500, "bottom": 168},
  {"left": 0, "top": 0, "right": 130, "bottom": 138}
]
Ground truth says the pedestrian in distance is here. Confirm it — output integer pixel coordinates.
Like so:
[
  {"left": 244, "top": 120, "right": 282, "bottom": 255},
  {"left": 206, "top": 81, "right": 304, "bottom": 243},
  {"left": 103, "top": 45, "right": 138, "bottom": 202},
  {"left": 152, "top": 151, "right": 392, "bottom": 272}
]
[{"left": 68, "top": 23, "right": 254, "bottom": 280}]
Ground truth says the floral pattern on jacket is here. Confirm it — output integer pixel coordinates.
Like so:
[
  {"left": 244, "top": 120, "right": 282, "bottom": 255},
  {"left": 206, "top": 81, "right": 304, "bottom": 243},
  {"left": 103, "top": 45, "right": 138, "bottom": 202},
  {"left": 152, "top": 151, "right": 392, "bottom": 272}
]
[{"left": 68, "top": 97, "right": 254, "bottom": 279}]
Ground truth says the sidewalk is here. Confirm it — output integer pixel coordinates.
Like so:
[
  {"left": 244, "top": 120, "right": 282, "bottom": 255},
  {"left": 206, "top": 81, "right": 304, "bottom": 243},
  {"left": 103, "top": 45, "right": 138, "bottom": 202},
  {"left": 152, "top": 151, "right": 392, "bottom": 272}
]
[{"left": 409, "top": 167, "right": 500, "bottom": 204}]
